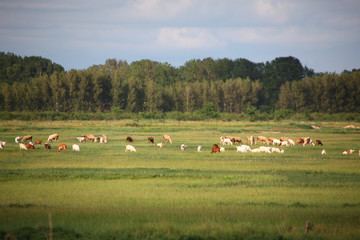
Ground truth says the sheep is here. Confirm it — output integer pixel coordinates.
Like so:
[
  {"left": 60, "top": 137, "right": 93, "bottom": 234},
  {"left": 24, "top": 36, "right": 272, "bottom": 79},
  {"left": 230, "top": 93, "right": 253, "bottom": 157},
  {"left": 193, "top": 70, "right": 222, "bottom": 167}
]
[
  {"left": 321, "top": 149, "right": 326, "bottom": 155},
  {"left": 48, "top": 133, "right": 59, "bottom": 142},
  {"left": 15, "top": 136, "right": 22, "bottom": 143},
  {"left": 271, "top": 147, "right": 284, "bottom": 153},
  {"left": 72, "top": 144, "right": 80, "bottom": 151},
  {"left": 101, "top": 135, "right": 107, "bottom": 143},
  {"left": 246, "top": 136, "right": 255, "bottom": 145},
  {"left": 197, "top": 146, "right": 202, "bottom": 152},
  {"left": 21, "top": 135, "right": 32, "bottom": 142},
  {"left": 125, "top": 145, "right": 137, "bottom": 152},
  {"left": 19, "top": 143, "right": 27, "bottom": 150},
  {"left": 44, "top": 142, "right": 51, "bottom": 149},
  {"left": 77, "top": 136, "right": 86, "bottom": 143},
  {"left": 148, "top": 137, "right": 154, "bottom": 144},
  {"left": 181, "top": 144, "right": 187, "bottom": 151},
  {"left": 236, "top": 146, "right": 250, "bottom": 153},
  {"left": 342, "top": 149, "right": 355, "bottom": 155},
  {"left": 259, "top": 146, "right": 272, "bottom": 153},
  {"left": 26, "top": 143, "right": 35, "bottom": 149},
  {"left": 220, "top": 147, "right": 225, "bottom": 152},
  {"left": 155, "top": 143, "right": 165, "bottom": 148},
  {"left": 57, "top": 144, "right": 67, "bottom": 152},
  {"left": 163, "top": 135, "right": 172, "bottom": 144}
]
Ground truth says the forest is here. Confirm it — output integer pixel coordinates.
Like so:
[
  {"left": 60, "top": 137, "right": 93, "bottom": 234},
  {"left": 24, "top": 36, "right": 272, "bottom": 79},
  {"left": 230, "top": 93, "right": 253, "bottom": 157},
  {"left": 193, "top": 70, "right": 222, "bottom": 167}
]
[{"left": 0, "top": 51, "right": 359, "bottom": 120}]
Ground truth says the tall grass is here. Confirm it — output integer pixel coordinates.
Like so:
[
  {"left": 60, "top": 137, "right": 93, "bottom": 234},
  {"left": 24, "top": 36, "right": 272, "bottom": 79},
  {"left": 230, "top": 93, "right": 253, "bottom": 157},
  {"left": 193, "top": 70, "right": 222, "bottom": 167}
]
[{"left": 0, "top": 120, "right": 360, "bottom": 240}]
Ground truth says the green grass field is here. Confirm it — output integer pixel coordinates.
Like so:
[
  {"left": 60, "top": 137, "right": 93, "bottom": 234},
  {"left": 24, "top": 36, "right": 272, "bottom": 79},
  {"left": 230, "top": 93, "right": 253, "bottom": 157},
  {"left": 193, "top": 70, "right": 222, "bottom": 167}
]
[{"left": 0, "top": 120, "right": 360, "bottom": 240}]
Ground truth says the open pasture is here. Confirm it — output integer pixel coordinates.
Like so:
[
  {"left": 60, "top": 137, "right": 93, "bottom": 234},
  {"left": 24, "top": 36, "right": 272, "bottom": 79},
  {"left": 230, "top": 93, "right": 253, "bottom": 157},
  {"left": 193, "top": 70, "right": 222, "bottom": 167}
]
[{"left": 1, "top": 120, "right": 360, "bottom": 240}]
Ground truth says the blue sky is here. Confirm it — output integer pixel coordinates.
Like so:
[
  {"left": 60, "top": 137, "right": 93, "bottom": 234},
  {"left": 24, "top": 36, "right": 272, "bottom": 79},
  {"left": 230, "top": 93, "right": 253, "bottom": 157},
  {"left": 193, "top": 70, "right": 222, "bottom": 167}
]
[{"left": 1, "top": 0, "right": 359, "bottom": 73}]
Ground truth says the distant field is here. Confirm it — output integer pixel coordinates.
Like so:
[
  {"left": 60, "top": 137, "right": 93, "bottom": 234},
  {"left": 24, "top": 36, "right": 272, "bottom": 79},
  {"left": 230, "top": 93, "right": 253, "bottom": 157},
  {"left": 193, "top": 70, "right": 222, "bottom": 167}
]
[{"left": 0, "top": 120, "right": 360, "bottom": 240}]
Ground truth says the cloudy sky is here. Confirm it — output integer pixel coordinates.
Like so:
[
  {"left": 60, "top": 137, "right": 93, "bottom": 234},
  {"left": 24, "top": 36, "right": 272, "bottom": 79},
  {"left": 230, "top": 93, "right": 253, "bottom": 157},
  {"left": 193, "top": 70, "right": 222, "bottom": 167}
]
[{"left": 1, "top": 0, "right": 359, "bottom": 72}]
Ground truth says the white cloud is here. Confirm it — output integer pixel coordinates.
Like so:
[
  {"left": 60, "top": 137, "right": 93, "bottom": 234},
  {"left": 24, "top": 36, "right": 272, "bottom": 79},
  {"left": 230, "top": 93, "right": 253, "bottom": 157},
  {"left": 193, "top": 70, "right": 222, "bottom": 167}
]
[
  {"left": 125, "top": 0, "right": 193, "bottom": 20},
  {"left": 253, "top": 0, "right": 295, "bottom": 24},
  {"left": 157, "top": 27, "right": 224, "bottom": 48}
]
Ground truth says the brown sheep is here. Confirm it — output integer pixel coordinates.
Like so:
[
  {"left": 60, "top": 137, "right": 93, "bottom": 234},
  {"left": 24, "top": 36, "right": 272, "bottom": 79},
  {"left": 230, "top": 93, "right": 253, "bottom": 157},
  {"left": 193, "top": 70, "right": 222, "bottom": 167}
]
[
  {"left": 163, "top": 135, "right": 172, "bottom": 144},
  {"left": 22, "top": 135, "right": 32, "bottom": 142},
  {"left": 315, "top": 139, "right": 323, "bottom": 146},
  {"left": 26, "top": 143, "right": 35, "bottom": 149},
  {"left": 211, "top": 144, "right": 221, "bottom": 153},
  {"left": 57, "top": 144, "right": 67, "bottom": 152},
  {"left": 86, "top": 134, "right": 96, "bottom": 142},
  {"left": 126, "top": 136, "right": 134, "bottom": 143},
  {"left": 148, "top": 137, "right": 154, "bottom": 143}
]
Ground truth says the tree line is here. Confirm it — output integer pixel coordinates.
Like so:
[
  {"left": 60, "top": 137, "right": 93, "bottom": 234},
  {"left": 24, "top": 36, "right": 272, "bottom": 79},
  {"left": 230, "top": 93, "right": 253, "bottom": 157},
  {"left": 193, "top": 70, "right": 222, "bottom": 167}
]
[{"left": 0, "top": 52, "right": 359, "bottom": 116}]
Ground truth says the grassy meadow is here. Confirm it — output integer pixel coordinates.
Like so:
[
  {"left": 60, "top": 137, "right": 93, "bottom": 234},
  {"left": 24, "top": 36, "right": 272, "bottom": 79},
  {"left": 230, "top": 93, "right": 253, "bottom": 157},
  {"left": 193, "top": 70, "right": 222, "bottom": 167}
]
[{"left": 0, "top": 119, "right": 360, "bottom": 240}]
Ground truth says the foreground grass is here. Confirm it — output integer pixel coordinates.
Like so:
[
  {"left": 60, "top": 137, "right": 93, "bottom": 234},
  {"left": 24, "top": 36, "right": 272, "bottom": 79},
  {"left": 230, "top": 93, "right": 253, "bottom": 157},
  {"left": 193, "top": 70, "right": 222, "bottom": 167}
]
[{"left": 0, "top": 120, "right": 360, "bottom": 240}]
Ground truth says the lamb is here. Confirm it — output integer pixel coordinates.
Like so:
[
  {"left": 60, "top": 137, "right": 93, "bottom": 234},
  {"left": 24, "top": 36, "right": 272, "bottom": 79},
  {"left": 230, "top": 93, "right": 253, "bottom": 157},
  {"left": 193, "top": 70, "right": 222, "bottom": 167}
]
[
  {"left": 19, "top": 143, "right": 27, "bottom": 150},
  {"left": 125, "top": 145, "right": 137, "bottom": 152},
  {"left": 72, "top": 144, "right": 80, "bottom": 151}
]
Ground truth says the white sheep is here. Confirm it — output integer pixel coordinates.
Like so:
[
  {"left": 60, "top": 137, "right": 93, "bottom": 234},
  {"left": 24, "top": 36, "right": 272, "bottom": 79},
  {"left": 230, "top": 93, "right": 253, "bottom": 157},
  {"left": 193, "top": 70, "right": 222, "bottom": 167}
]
[
  {"left": 220, "top": 147, "right": 225, "bottom": 152},
  {"left": 181, "top": 144, "right": 187, "bottom": 151},
  {"left": 342, "top": 149, "right": 354, "bottom": 154},
  {"left": 19, "top": 143, "right": 27, "bottom": 150},
  {"left": 197, "top": 146, "right": 202, "bottom": 152},
  {"left": 77, "top": 136, "right": 86, "bottom": 143},
  {"left": 72, "top": 144, "right": 80, "bottom": 151},
  {"left": 15, "top": 136, "right": 22, "bottom": 143},
  {"left": 321, "top": 149, "right": 326, "bottom": 155},
  {"left": 155, "top": 143, "right": 164, "bottom": 148},
  {"left": 271, "top": 147, "right": 284, "bottom": 153},
  {"left": 125, "top": 145, "right": 137, "bottom": 152}
]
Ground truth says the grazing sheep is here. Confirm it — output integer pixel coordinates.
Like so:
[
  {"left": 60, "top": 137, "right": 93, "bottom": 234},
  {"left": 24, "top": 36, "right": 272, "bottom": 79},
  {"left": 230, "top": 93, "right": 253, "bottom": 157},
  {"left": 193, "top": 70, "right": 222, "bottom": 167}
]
[
  {"left": 15, "top": 136, "right": 22, "bottom": 143},
  {"left": 197, "top": 146, "right": 202, "bottom": 152},
  {"left": 259, "top": 146, "right": 272, "bottom": 153},
  {"left": 220, "top": 147, "right": 225, "bottom": 152},
  {"left": 35, "top": 140, "right": 42, "bottom": 145},
  {"left": 211, "top": 144, "right": 221, "bottom": 153},
  {"left": 155, "top": 143, "right": 165, "bottom": 148},
  {"left": 287, "top": 139, "right": 295, "bottom": 146},
  {"left": 26, "top": 143, "right": 35, "bottom": 149},
  {"left": 126, "top": 136, "right": 134, "bottom": 143},
  {"left": 181, "top": 144, "right": 187, "bottom": 151},
  {"left": 246, "top": 136, "right": 255, "bottom": 145},
  {"left": 86, "top": 134, "right": 96, "bottom": 142},
  {"left": 22, "top": 135, "right": 32, "bottom": 142},
  {"left": 257, "top": 136, "right": 269, "bottom": 145},
  {"left": 57, "top": 144, "right": 67, "bottom": 152},
  {"left": 125, "top": 145, "right": 137, "bottom": 152},
  {"left": 0, "top": 142, "right": 4, "bottom": 149},
  {"left": 77, "top": 136, "right": 86, "bottom": 143},
  {"left": 342, "top": 149, "right": 355, "bottom": 155},
  {"left": 148, "top": 137, "right": 154, "bottom": 144},
  {"left": 163, "top": 135, "right": 172, "bottom": 144},
  {"left": 44, "top": 142, "right": 51, "bottom": 149},
  {"left": 236, "top": 146, "right": 250, "bottom": 153},
  {"left": 72, "top": 144, "right": 80, "bottom": 151},
  {"left": 19, "top": 143, "right": 27, "bottom": 150},
  {"left": 271, "top": 147, "right": 284, "bottom": 153},
  {"left": 321, "top": 149, "right": 326, "bottom": 155},
  {"left": 48, "top": 134, "right": 59, "bottom": 142},
  {"left": 315, "top": 139, "right": 323, "bottom": 146},
  {"left": 101, "top": 135, "right": 107, "bottom": 143}
]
